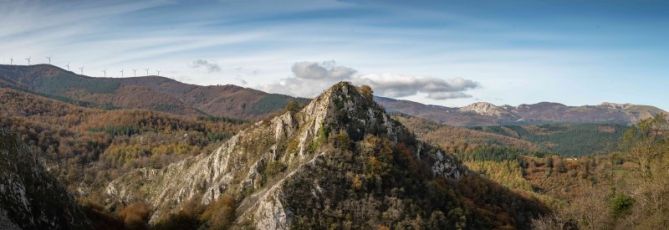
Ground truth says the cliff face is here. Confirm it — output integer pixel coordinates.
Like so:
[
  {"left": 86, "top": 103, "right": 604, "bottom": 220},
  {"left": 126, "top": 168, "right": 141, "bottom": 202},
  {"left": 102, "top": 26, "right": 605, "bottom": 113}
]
[
  {"left": 0, "top": 130, "right": 90, "bottom": 230},
  {"left": 106, "top": 82, "right": 544, "bottom": 229}
]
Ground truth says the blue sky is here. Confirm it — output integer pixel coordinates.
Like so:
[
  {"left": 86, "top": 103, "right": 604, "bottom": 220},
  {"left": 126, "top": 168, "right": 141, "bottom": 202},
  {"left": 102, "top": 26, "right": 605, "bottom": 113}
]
[{"left": 1, "top": 0, "right": 668, "bottom": 110}]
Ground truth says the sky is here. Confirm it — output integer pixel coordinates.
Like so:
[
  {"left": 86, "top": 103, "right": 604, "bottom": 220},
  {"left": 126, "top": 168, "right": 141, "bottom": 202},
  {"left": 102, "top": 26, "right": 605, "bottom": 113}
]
[{"left": 1, "top": 0, "right": 668, "bottom": 110}]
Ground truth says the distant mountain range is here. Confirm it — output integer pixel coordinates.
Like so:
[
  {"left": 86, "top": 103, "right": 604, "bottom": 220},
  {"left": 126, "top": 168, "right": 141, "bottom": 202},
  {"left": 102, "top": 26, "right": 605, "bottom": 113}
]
[
  {"left": 1, "top": 64, "right": 665, "bottom": 126},
  {"left": 376, "top": 97, "right": 667, "bottom": 126},
  {"left": 0, "top": 64, "right": 302, "bottom": 120}
]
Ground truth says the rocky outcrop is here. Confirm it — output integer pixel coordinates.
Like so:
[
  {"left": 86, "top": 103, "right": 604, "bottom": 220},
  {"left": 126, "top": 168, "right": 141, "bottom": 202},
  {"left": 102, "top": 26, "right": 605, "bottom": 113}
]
[
  {"left": 0, "top": 130, "right": 90, "bottom": 230},
  {"left": 460, "top": 102, "right": 514, "bottom": 117},
  {"left": 106, "top": 82, "right": 545, "bottom": 229}
]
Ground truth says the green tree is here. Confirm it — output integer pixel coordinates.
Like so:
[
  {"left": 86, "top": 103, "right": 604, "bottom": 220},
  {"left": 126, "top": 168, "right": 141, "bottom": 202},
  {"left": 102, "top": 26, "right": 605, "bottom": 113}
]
[{"left": 284, "top": 100, "right": 301, "bottom": 114}]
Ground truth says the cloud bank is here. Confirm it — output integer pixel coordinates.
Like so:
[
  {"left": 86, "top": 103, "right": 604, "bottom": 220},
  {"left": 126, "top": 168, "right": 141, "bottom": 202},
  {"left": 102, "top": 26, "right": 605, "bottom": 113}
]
[{"left": 260, "top": 61, "right": 480, "bottom": 99}]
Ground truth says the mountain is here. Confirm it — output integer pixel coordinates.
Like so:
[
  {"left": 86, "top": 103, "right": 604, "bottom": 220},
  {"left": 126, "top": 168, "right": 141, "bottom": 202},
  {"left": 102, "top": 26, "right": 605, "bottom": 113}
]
[
  {"left": 0, "top": 64, "right": 305, "bottom": 120},
  {"left": 3, "top": 64, "right": 664, "bottom": 125},
  {"left": 0, "top": 130, "right": 90, "bottom": 229},
  {"left": 106, "top": 82, "right": 546, "bottom": 229},
  {"left": 377, "top": 97, "right": 667, "bottom": 126}
]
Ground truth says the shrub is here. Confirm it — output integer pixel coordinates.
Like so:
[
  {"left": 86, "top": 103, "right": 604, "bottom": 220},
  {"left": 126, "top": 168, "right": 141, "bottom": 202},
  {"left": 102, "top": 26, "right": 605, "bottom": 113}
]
[
  {"left": 359, "top": 85, "right": 373, "bottom": 99},
  {"left": 609, "top": 193, "right": 634, "bottom": 218},
  {"left": 284, "top": 100, "right": 301, "bottom": 114},
  {"left": 117, "top": 202, "right": 152, "bottom": 230},
  {"left": 201, "top": 194, "right": 237, "bottom": 230},
  {"left": 332, "top": 130, "right": 350, "bottom": 149}
]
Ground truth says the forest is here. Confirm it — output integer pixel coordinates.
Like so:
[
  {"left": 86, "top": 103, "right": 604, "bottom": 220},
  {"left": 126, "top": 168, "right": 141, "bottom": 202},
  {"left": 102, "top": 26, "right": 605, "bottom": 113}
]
[
  {"left": 462, "top": 115, "right": 669, "bottom": 229},
  {"left": 2, "top": 85, "right": 668, "bottom": 229}
]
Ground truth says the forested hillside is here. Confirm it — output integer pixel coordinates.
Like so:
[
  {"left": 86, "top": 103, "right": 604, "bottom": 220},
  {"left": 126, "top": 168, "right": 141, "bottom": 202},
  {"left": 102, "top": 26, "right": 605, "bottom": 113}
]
[
  {"left": 2, "top": 80, "right": 666, "bottom": 230},
  {"left": 393, "top": 114, "right": 542, "bottom": 153},
  {"left": 0, "top": 88, "right": 245, "bottom": 209},
  {"left": 407, "top": 115, "right": 669, "bottom": 229},
  {"left": 469, "top": 124, "right": 626, "bottom": 156},
  {"left": 0, "top": 64, "right": 306, "bottom": 120}
]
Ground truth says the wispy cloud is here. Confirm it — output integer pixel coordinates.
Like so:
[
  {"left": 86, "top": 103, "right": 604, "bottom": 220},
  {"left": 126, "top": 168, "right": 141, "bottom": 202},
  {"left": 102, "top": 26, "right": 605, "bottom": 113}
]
[
  {"left": 0, "top": 0, "right": 667, "bottom": 109},
  {"left": 260, "top": 61, "right": 480, "bottom": 99}
]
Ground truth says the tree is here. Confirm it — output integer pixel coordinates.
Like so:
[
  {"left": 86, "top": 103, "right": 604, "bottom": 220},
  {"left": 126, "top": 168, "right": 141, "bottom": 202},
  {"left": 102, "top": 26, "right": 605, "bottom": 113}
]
[
  {"left": 285, "top": 100, "right": 301, "bottom": 114},
  {"left": 359, "top": 85, "right": 373, "bottom": 99}
]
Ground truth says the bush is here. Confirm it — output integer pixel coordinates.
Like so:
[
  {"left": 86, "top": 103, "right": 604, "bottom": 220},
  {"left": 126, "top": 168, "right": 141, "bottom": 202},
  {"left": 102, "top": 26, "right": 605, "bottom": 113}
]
[
  {"left": 117, "top": 202, "right": 152, "bottom": 230},
  {"left": 332, "top": 130, "right": 350, "bottom": 149},
  {"left": 359, "top": 85, "right": 373, "bottom": 99},
  {"left": 201, "top": 194, "right": 237, "bottom": 229},
  {"left": 284, "top": 100, "right": 301, "bottom": 114},
  {"left": 609, "top": 193, "right": 634, "bottom": 217}
]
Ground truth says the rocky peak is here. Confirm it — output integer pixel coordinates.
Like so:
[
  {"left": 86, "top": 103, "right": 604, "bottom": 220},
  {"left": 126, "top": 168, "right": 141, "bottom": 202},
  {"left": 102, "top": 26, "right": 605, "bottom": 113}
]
[
  {"left": 106, "top": 81, "right": 467, "bottom": 229},
  {"left": 599, "top": 102, "right": 631, "bottom": 110},
  {"left": 301, "top": 82, "right": 404, "bottom": 141},
  {"left": 460, "top": 102, "right": 512, "bottom": 117}
]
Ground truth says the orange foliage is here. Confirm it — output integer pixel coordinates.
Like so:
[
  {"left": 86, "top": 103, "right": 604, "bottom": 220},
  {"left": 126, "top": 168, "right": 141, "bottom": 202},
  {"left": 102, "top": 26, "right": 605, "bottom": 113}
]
[{"left": 117, "top": 202, "right": 152, "bottom": 230}]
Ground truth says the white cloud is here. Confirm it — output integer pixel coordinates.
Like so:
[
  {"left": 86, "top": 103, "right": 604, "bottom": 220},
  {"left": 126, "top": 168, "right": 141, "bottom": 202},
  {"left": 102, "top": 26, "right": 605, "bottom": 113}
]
[
  {"left": 192, "top": 59, "right": 222, "bottom": 73},
  {"left": 292, "top": 61, "right": 357, "bottom": 80},
  {"left": 354, "top": 74, "right": 479, "bottom": 99},
  {"left": 260, "top": 61, "right": 480, "bottom": 99}
]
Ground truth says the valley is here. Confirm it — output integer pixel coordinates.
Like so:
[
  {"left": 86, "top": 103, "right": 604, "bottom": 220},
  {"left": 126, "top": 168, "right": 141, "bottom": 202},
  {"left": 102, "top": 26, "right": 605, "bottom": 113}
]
[
  {"left": 3, "top": 1, "right": 668, "bottom": 229},
  {"left": 0, "top": 66, "right": 667, "bottom": 229}
]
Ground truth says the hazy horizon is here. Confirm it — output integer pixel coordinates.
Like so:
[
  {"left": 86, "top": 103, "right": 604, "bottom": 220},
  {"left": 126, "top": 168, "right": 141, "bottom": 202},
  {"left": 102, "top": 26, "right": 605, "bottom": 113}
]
[{"left": 3, "top": 62, "right": 668, "bottom": 111}]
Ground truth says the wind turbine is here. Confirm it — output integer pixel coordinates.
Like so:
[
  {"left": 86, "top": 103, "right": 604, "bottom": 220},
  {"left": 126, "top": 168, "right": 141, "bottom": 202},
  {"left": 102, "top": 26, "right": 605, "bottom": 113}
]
[
  {"left": 145, "top": 68, "right": 149, "bottom": 76},
  {"left": 79, "top": 66, "right": 84, "bottom": 75},
  {"left": 102, "top": 69, "right": 107, "bottom": 77},
  {"left": 66, "top": 63, "right": 70, "bottom": 71},
  {"left": 156, "top": 70, "right": 160, "bottom": 76},
  {"left": 46, "top": 56, "right": 51, "bottom": 64},
  {"left": 120, "top": 69, "right": 124, "bottom": 77},
  {"left": 10, "top": 58, "right": 13, "bottom": 65},
  {"left": 25, "top": 57, "right": 31, "bottom": 65},
  {"left": 133, "top": 69, "right": 137, "bottom": 77}
]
